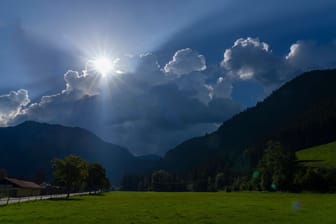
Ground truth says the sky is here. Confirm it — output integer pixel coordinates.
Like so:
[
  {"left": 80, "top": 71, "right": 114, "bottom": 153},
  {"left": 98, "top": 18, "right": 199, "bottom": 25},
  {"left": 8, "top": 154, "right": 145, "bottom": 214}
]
[{"left": 1, "top": 0, "right": 336, "bottom": 155}]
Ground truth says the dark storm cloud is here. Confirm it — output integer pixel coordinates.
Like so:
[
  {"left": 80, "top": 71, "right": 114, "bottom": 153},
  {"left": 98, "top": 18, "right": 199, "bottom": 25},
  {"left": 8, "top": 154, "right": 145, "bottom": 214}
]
[
  {"left": 1, "top": 0, "right": 336, "bottom": 156},
  {"left": 221, "top": 38, "right": 293, "bottom": 86},
  {"left": 286, "top": 40, "right": 336, "bottom": 71},
  {"left": 4, "top": 36, "right": 336, "bottom": 155},
  {"left": 8, "top": 48, "right": 241, "bottom": 154},
  {"left": 220, "top": 38, "right": 336, "bottom": 94}
]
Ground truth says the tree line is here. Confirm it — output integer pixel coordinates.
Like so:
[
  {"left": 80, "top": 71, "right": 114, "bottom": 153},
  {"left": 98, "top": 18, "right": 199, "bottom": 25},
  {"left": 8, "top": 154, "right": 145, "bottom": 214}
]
[
  {"left": 0, "top": 155, "right": 110, "bottom": 198},
  {"left": 53, "top": 155, "right": 110, "bottom": 198},
  {"left": 121, "top": 141, "right": 336, "bottom": 192}
]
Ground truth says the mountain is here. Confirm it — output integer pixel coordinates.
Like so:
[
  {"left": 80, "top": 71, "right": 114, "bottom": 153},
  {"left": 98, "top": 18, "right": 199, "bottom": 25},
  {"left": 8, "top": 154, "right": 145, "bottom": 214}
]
[
  {"left": 0, "top": 121, "right": 156, "bottom": 183},
  {"left": 137, "top": 155, "right": 162, "bottom": 161},
  {"left": 163, "top": 69, "right": 336, "bottom": 174}
]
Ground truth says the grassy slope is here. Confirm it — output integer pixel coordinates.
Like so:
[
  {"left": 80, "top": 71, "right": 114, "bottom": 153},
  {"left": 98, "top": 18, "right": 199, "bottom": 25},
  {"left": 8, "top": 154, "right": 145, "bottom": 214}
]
[
  {"left": 0, "top": 192, "right": 335, "bottom": 224},
  {"left": 296, "top": 141, "right": 336, "bottom": 168}
]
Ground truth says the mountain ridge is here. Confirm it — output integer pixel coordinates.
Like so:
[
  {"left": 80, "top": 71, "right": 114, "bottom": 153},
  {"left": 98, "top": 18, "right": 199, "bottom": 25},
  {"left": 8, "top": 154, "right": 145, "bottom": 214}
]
[
  {"left": 0, "top": 121, "right": 156, "bottom": 183},
  {"left": 163, "top": 69, "right": 336, "bottom": 173}
]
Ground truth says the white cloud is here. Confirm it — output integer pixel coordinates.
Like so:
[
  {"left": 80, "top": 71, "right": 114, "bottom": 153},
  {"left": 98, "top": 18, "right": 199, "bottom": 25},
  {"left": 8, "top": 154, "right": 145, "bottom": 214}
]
[
  {"left": 114, "top": 53, "right": 160, "bottom": 74},
  {"left": 0, "top": 89, "right": 30, "bottom": 126},
  {"left": 286, "top": 40, "right": 336, "bottom": 70},
  {"left": 63, "top": 70, "right": 101, "bottom": 97},
  {"left": 12, "top": 69, "right": 103, "bottom": 125},
  {"left": 113, "top": 53, "right": 164, "bottom": 87},
  {"left": 164, "top": 48, "right": 206, "bottom": 76}
]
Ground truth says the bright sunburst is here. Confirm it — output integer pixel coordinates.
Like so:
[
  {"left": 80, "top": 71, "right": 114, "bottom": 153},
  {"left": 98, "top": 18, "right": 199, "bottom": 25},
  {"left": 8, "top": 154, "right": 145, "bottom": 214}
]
[{"left": 92, "top": 57, "right": 114, "bottom": 76}]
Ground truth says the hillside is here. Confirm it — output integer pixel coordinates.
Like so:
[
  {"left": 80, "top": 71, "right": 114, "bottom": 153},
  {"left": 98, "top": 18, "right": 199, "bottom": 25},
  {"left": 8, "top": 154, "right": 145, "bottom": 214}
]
[
  {"left": 163, "top": 69, "right": 336, "bottom": 173},
  {"left": 0, "top": 121, "right": 156, "bottom": 183},
  {"left": 296, "top": 141, "right": 336, "bottom": 168}
]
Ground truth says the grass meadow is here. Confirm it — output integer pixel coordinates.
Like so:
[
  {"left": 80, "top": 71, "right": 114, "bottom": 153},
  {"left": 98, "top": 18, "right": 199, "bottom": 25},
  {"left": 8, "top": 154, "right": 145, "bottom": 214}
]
[
  {"left": 297, "top": 141, "right": 336, "bottom": 168},
  {"left": 0, "top": 192, "right": 335, "bottom": 224}
]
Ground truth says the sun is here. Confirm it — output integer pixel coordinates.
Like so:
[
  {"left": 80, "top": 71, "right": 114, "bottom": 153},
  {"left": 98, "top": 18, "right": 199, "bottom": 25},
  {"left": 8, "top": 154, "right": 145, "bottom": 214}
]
[{"left": 92, "top": 56, "right": 114, "bottom": 76}]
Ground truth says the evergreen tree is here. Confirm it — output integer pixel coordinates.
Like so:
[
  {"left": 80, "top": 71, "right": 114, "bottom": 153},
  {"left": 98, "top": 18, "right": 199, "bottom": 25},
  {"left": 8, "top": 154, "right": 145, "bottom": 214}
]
[
  {"left": 151, "top": 170, "right": 172, "bottom": 191},
  {"left": 215, "top": 172, "right": 226, "bottom": 191},
  {"left": 258, "top": 141, "right": 295, "bottom": 191}
]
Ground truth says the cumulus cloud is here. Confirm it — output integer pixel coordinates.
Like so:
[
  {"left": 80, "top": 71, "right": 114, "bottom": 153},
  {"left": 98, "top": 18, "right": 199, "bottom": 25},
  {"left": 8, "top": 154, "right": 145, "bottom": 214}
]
[
  {"left": 173, "top": 72, "right": 212, "bottom": 104},
  {"left": 0, "top": 89, "right": 30, "bottom": 126},
  {"left": 112, "top": 53, "right": 164, "bottom": 87},
  {"left": 210, "top": 77, "right": 233, "bottom": 100},
  {"left": 14, "top": 37, "right": 336, "bottom": 155},
  {"left": 63, "top": 70, "right": 101, "bottom": 97},
  {"left": 14, "top": 77, "right": 240, "bottom": 154},
  {"left": 221, "top": 37, "right": 292, "bottom": 86},
  {"left": 286, "top": 40, "right": 336, "bottom": 70},
  {"left": 164, "top": 48, "right": 206, "bottom": 76},
  {"left": 114, "top": 53, "right": 160, "bottom": 74},
  {"left": 163, "top": 48, "right": 231, "bottom": 105},
  {"left": 13, "top": 69, "right": 103, "bottom": 125},
  {"left": 221, "top": 38, "right": 336, "bottom": 92},
  {"left": 8, "top": 47, "right": 242, "bottom": 155},
  {"left": 101, "top": 83, "right": 241, "bottom": 154},
  {"left": 6, "top": 38, "right": 336, "bottom": 155}
]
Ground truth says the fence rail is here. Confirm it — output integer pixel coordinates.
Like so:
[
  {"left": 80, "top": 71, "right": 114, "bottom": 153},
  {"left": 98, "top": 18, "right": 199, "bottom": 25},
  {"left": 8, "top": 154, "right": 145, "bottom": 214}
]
[{"left": 0, "top": 192, "right": 90, "bottom": 206}]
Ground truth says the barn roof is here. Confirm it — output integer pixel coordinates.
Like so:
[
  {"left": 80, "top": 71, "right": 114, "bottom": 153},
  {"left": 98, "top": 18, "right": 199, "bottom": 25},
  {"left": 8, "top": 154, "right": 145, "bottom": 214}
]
[{"left": 4, "top": 177, "right": 44, "bottom": 189}]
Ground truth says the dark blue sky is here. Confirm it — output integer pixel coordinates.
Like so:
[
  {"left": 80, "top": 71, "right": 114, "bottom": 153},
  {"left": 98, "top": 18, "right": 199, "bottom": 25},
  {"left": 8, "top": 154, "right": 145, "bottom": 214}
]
[{"left": 1, "top": 0, "right": 336, "bottom": 155}]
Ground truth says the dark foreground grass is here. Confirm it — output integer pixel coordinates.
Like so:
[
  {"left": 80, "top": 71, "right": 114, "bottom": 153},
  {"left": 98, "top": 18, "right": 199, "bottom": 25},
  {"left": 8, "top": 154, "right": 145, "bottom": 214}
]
[{"left": 0, "top": 192, "right": 335, "bottom": 224}]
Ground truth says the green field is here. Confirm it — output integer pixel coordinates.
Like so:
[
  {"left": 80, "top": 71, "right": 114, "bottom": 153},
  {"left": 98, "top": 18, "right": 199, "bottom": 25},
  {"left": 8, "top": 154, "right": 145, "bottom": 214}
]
[
  {"left": 0, "top": 192, "right": 335, "bottom": 224},
  {"left": 297, "top": 141, "right": 336, "bottom": 168}
]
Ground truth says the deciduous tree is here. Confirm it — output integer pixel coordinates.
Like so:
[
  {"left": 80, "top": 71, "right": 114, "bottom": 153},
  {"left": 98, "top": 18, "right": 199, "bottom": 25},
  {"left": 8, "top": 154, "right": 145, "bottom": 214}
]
[
  {"left": 86, "top": 163, "right": 110, "bottom": 193},
  {"left": 53, "top": 155, "right": 89, "bottom": 198}
]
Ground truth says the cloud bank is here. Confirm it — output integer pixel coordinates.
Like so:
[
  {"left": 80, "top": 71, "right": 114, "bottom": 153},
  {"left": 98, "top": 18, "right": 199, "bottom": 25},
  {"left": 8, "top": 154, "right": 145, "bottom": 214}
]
[
  {"left": 221, "top": 38, "right": 336, "bottom": 92},
  {"left": 2, "top": 37, "right": 336, "bottom": 155}
]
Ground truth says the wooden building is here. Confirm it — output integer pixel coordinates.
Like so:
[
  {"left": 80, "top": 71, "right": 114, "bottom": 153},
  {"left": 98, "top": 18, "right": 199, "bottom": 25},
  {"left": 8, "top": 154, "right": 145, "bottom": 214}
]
[{"left": 0, "top": 177, "right": 43, "bottom": 197}]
